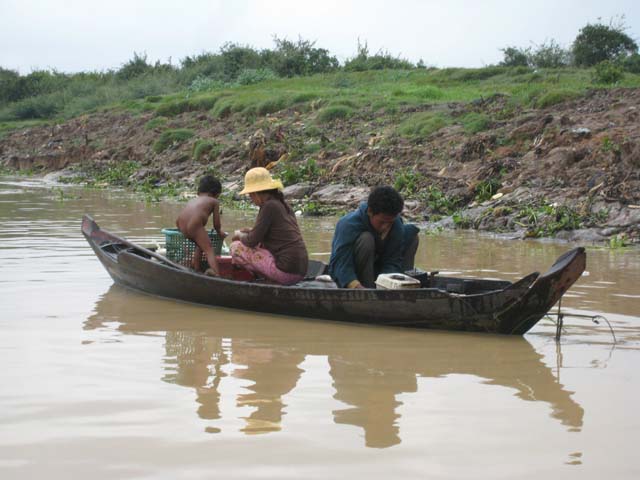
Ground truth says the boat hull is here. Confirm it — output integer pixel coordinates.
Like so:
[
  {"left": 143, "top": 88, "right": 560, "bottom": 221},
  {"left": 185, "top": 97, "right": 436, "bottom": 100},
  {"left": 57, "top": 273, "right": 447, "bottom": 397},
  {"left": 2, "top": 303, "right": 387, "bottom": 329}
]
[{"left": 82, "top": 215, "right": 586, "bottom": 334}]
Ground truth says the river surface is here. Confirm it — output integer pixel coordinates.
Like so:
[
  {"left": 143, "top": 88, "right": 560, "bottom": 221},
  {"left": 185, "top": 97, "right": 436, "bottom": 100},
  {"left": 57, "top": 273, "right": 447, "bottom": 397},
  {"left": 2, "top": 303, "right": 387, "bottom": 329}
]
[{"left": 0, "top": 177, "right": 639, "bottom": 479}]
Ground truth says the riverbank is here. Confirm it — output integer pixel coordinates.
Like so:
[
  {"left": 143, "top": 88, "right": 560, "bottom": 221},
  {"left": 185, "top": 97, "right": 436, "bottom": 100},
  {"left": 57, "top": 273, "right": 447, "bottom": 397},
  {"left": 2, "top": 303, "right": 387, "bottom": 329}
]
[{"left": 1, "top": 68, "right": 639, "bottom": 245}]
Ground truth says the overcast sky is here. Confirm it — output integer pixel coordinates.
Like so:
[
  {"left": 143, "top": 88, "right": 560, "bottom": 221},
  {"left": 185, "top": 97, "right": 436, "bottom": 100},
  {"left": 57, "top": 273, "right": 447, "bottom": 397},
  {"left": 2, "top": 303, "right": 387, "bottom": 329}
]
[{"left": 1, "top": 0, "right": 639, "bottom": 74}]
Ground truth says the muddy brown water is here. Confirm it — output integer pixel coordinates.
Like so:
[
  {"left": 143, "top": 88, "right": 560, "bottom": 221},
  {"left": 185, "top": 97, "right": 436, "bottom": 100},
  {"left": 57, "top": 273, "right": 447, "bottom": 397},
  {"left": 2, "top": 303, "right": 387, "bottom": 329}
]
[{"left": 0, "top": 177, "right": 639, "bottom": 479}]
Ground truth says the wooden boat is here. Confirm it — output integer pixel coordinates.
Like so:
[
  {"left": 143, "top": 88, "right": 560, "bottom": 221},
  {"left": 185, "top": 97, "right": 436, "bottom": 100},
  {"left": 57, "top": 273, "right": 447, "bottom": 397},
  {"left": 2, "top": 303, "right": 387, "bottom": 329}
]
[{"left": 82, "top": 215, "right": 586, "bottom": 335}]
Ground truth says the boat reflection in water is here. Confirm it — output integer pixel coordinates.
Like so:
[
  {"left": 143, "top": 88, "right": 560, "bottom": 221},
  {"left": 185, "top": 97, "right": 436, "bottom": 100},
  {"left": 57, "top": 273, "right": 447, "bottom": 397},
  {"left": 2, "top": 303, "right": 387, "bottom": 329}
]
[{"left": 84, "top": 286, "right": 584, "bottom": 448}]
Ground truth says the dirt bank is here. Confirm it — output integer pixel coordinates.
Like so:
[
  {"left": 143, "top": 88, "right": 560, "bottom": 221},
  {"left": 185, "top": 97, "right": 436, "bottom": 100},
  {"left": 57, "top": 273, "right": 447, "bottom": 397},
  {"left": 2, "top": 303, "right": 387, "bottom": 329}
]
[{"left": 1, "top": 88, "right": 639, "bottom": 245}]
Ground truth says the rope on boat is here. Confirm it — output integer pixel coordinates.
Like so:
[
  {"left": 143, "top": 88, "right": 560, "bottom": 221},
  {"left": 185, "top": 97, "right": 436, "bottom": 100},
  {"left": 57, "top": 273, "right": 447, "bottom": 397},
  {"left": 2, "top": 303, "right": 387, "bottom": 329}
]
[{"left": 545, "top": 298, "right": 616, "bottom": 343}]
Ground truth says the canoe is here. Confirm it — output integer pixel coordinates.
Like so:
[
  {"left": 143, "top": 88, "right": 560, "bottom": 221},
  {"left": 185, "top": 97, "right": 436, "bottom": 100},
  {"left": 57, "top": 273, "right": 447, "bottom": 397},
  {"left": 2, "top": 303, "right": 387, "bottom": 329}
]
[{"left": 82, "top": 214, "right": 586, "bottom": 335}]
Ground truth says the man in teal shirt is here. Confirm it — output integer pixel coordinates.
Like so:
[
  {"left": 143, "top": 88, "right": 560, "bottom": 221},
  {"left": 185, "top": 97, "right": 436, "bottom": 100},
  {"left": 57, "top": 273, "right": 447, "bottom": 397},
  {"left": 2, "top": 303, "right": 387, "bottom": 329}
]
[{"left": 328, "top": 186, "right": 419, "bottom": 289}]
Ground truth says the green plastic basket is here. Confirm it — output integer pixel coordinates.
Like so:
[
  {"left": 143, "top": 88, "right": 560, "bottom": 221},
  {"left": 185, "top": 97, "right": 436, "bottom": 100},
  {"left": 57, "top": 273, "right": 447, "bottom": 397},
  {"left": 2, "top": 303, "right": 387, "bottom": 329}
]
[{"left": 161, "top": 228, "right": 223, "bottom": 267}]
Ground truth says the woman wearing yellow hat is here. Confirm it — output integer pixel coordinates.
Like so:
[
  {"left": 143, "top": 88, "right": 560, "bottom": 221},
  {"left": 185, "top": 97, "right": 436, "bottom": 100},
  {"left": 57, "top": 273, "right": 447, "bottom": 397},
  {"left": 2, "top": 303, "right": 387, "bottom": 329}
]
[{"left": 230, "top": 167, "right": 308, "bottom": 285}]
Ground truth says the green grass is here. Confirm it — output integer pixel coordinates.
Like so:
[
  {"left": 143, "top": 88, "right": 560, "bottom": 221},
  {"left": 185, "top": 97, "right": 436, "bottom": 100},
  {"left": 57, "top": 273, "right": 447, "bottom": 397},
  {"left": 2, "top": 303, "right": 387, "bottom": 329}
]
[
  {"left": 144, "top": 116, "right": 168, "bottom": 130},
  {"left": 192, "top": 139, "right": 223, "bottom": 161},
  {"left": 514, "top": 200, "right": 602, "bottom": 237},
  {"left": 152, "top": 129, "right": 195, "bottom": 153},
  {"left": 256, "top": 96, "right": 290, "bottom": 115},
  {"left": 0, "top": 119, "right": 51, "bottom": 139},
  {"left": 66, "top": 160, "right": 140, "bottom": 186},
  {"left": 535, "top": 89, "right": 581, "bottom": 108},
  {"left": 397, "top": 112, "right": 451, "bottom": 138},
  {"left": 460, "top": 112, "right": 491, "bottom": 134},
  {"left": 2, "top": 66, "right": 640, "bottom": 129},
  {"left": 316, "top": 105, "right": 354, "bottom": 122}
]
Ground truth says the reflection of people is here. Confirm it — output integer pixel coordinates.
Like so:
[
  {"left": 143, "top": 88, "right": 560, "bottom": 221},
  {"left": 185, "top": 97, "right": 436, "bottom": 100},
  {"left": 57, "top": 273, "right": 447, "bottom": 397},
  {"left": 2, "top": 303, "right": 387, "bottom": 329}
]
[
  {"left": 232, "top": 345, "right": 305, "bottom": 434},
  {"left": 84, "top": 286, "right": 585, "bottom": 446},
  {"left": 329, "top": 357, "right": 417, "bottom": 448},
  {"left": 329, "top": 186, "right": 419, "bottom": 289},
  {"left": 162, "top": 332, "right": 227, "bottom": 422},
  {"left": 231, "top": 167, "right": 308, "bottom": 285},
  {"left": 176, "top": 175, "right": 227, "bottom": 275}
]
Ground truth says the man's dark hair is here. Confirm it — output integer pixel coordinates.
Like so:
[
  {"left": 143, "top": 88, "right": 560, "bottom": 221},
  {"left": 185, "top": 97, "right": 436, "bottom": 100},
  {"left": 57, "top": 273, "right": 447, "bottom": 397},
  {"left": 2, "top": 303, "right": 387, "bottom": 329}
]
[
  {"left": 198, "top": 175, "right": 222, "bottom": 195},
  {"left": 367, "top": 186, "right": 404, "bottom": 216}
]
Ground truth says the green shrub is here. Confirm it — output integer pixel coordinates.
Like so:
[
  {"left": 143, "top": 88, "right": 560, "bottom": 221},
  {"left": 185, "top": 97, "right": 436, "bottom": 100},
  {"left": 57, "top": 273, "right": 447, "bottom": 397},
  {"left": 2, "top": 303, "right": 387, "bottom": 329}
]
[
  {"left": 276, "top": 158, "right": 322, "bottom": 184},
  {"left": 474, "top": 178, "right": 502, "bottom": 202},
  {"left": 155, "top": 99, "right": 190, "bottom": 117},
  {"left": 81, "top": 161, "right": 140, "bottom": 186},
  {"left": 241, "top": 103, "right": 258, "bottom": 118},
  {"left": 609, "top": 233, "right": 629, "bottom": 249},
  {"left": 188, "top": 76, "right": 225, "bottom": 92},
  {"left": 303, "top": 124, "right": 321, "bottom": 137},
  {"left": 188, "top": 95, "right": 221, "bottom": 111},
  {"left": 528, "top": 40, "right": 571, "bottom": 68},
  {"left": 316, "top": 105, "right": 354, "bottom": 122},
  {"left": 292, "top": 92, "right": 319, "bottom": 103},
  {"left": 0, "top": 69, "right": 65, "bottom": 104},
  {"left": 332, "top": 75, "right": 354, "bottom": 88},
  {"left": 153, "top": 128, "right": 195, "bottom": 153},
  {"left": 344, "top": 41, "right": 414, "bottom": 71},
  {"left": 330, "top": 98, "right": 360, "bottom": 109},
  {"left": 394, "top": 169, "right": 423, "bottom": 195},
  {"left": 601, "top": 136, "right": 621, "bottom": 154},
  {"left": 8, "top": 94, "right": 61, "bottom": 119},
  {"left": 535, "top": 89, "right": 580, "bottom": 108},
  {"left": 451, "top": 66, "right": 507, "bottom": 81},
  {"left": 623, "top": 53, "right": 640, "bottom": 73},
  {"left": 154, "top": 95, "right": 220, "bottom": 117},
  {"left": 452, "top": 211, "right": 473, "bottom": 228},
  {"left": 507, "top": 66, "right": 534, "bottom": 76},
  {"left": 211, "top": 99, "right": 234, "bottom": 119},
  {"left": 508, "top": 84, "right": 546, "bottom": 107},
  {"left": 420, "top": 186, "right": 459, "bottom": 215},
  {"left": 398, "top": 112, "right": 450, "bottom": 138},
  {"left": 144, "top": 116, "right": 168, "bottom": 130},
  {"left": 192, "top": 139, "right": 223, "bottom": 161},
  {"left": 417, "top": 86, "right": 444, "bottom": 100},
  {"left": 461, "top": 112, "right": 491, "bottom": 134},
  {"left": 256, "top": 97, "right": 289, "bottom": 115},
  {"left": 236, "top": 68, "right": 278, "bottom": 85},
  {"left": 592, "top": 60, "right": 625, "bottom": 84}
]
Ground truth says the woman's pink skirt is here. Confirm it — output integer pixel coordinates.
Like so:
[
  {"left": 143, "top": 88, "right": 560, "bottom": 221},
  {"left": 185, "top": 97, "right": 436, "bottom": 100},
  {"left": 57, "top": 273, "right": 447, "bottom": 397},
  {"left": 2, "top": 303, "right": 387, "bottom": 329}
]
[{"left": 230, "top": 241, "right": 304, "bottom": 286}]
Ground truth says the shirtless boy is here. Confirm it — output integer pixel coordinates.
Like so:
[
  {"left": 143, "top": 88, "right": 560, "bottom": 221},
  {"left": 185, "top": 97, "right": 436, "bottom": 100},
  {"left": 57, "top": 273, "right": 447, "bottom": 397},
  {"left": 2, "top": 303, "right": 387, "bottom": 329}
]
[{"left": 176, "top": 175, "right": 227, "bottom": 275}]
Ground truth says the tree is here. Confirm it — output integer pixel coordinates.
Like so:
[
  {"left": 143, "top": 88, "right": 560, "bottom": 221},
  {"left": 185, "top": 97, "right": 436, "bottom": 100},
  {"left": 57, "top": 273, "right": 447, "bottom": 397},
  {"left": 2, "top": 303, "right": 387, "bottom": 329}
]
[
  {"left": 0, "top": 67, "right": 21, "bottom": 104},
  {"left": 269, "top": 36, "right": 339, "bottom": 77},
  {"left": 219, "top": 43, "right": 263, "bottom": 81},
  {"left": 572, "top": 21, "right": 638, "bottom": 67},
  {"left": 499, "top": 46, "right": 530, "bottom": 67},
  {"left": 344, "top": 40, "right": 414, "bottom": 71},
  {"left": 116, "top": 52, "right": 153, "bottom": 80},
  {"left": 529, "top": 40, "right": 571, "bottom": 68}
]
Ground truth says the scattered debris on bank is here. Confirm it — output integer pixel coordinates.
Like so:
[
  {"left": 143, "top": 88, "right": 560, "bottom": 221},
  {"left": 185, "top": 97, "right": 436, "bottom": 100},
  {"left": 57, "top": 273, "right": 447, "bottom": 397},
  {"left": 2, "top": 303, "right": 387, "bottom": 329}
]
[{"left": 1, "top": 88, "right": 639, "bottom": 245}]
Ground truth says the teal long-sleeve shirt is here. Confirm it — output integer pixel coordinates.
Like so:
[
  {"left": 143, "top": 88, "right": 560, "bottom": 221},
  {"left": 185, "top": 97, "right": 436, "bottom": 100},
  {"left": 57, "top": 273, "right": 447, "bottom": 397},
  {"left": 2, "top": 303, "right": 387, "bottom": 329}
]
[{"left": 328, "top": 202, "right": 404, "bottom": 288}]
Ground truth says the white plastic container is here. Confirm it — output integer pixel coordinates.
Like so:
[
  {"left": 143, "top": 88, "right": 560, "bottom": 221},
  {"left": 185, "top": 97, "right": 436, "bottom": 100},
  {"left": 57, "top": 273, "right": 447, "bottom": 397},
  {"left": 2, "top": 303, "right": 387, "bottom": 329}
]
[{"left": 375, "top": 273, "right": 421, "bottom": 290}]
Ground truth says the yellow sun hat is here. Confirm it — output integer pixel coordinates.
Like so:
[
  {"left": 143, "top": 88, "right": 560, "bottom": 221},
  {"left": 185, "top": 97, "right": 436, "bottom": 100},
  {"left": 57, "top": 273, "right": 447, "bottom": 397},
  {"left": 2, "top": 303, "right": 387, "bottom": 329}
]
[{"left": 239, "top": 167, "right": 284, "bottom": 194}]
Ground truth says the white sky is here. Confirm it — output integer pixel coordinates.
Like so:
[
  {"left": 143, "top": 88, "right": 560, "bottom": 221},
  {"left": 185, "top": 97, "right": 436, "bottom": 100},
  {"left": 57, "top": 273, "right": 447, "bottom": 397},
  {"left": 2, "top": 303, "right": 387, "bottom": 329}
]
[{"left": 1, "top": 0, "right": 639, "bottom": 73}]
